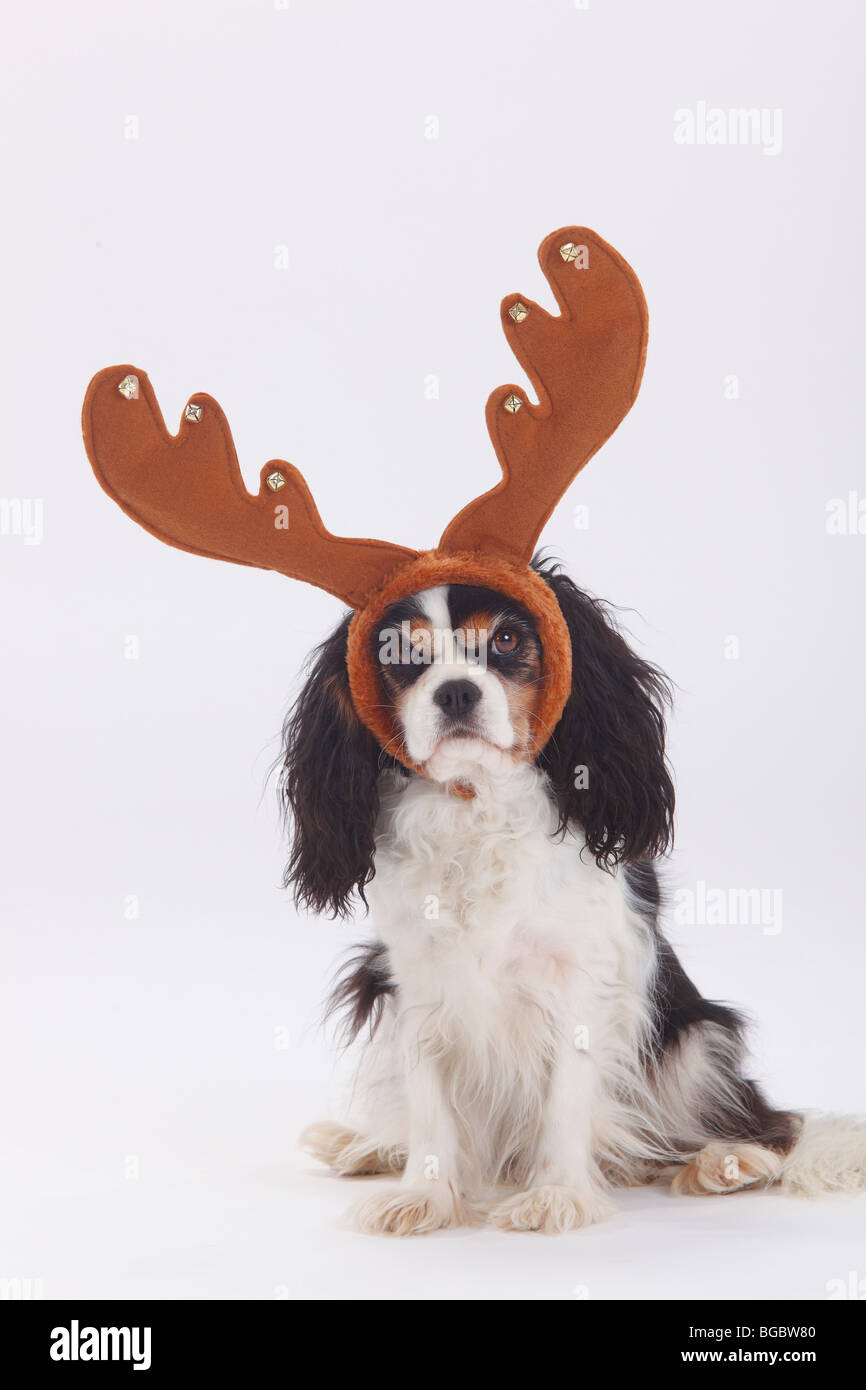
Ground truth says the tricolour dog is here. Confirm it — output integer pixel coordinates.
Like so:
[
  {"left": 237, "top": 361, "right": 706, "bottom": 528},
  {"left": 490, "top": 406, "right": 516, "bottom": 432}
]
[{"left": 287, "top": 561, "right": 866, "bottom": 1235}]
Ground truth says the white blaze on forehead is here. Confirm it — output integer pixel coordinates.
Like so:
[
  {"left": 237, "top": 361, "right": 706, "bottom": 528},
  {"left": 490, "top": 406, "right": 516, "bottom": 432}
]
[
  {"left": 394, "top": 582, "right": 518, "bottom": 776},
  {"left": 416, "top": 585, "right": 451, "bottom": 632}
]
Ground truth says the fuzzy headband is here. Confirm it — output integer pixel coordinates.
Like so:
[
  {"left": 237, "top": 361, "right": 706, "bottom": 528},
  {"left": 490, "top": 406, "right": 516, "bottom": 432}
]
[{"left": 82, "top": 226, "right": 648, "bottom": 772}]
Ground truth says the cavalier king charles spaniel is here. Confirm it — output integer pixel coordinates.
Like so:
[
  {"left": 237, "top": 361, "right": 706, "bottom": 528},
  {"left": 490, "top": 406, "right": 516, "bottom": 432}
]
[{"left": 283, "top": 558, "right": 865, "bottom": 1235}]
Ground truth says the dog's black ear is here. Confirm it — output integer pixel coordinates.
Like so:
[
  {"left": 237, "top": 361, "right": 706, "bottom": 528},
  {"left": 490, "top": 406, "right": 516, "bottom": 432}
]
[
  {"left": 279, "top": 613, "right": 387, "bottom": 918},
  {"left": 535, "top": 561, "right": 675, "bottom": 867}
]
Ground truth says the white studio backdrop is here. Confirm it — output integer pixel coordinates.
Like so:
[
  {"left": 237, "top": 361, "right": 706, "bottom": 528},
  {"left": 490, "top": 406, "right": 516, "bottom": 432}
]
[{"left": 1, "top": 0, "right": 864, "bottom": 1299}]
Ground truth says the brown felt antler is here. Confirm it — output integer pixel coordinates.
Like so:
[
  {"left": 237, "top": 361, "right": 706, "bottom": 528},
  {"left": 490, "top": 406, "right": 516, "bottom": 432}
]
[
  {"left": 82, "top": 226, "right": 646, "bottom": 613},
  {"left": 82, "top": 367, "right": 418, "bottom": 609},
  {"left": 439, "top": 226, "right": 648, "bottom": 562}
]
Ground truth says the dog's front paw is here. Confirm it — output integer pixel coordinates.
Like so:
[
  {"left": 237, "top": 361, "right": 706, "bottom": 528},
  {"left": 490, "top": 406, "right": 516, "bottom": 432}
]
[
  {"left": 300, "top": 1120, "right": 407, "bottom": 1177},
  {"left": 489, "top": 1183, "right": 616, "bottom": 1233},
  {"left": 353, "top": 1182, "right": 465, "bottom": 1237}
]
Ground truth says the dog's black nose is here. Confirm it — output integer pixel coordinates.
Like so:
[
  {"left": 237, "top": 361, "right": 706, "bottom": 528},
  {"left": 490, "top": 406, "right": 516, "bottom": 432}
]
[{"left": 433, "top": 679, "right": 482, "bottom": 717}]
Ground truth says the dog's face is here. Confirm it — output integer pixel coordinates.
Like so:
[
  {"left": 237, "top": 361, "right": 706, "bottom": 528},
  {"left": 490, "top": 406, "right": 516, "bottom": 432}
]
[{"left": 375, "top": 584, "right": 543, "bottom": 781}]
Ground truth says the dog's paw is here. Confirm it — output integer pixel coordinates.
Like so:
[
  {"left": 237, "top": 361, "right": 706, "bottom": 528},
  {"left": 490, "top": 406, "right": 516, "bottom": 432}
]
[
  {"left": 353, "top": 1182, "right": 465, "bottom": 1236},
  {"left": 670, "top": 1141, "right": 783, "bottom": 1196},
  {"left": 300, "top": 1121, "right": 407, "bottom": 1177},
  {"left": 489, "top": 1183, "right": 617, "bottom": 1233}
]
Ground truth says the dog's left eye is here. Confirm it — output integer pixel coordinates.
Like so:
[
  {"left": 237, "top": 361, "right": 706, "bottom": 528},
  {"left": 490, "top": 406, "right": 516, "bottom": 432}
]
[{"left": 491, "top": 629, "right": 520, "bottom": 656}]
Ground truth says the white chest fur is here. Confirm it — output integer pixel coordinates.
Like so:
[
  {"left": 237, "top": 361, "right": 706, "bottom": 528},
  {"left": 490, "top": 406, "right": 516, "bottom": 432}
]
[
  {"left": 367, "top": 766, "right": 654, "bottom": 1096},
  {"left": 357, "top": 767, "right": 655, "bottom": 1191}
]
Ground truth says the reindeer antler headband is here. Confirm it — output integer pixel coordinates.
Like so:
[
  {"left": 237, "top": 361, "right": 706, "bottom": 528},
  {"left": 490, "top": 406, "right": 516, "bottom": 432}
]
[{"left": 82, "top": 226, "right": 648, "bottom": 770}]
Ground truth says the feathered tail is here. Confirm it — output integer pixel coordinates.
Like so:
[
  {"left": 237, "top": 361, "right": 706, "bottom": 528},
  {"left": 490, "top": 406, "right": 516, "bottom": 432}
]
[{"left": 781, "top": 1113, "right": 866, "bottom": 1197}]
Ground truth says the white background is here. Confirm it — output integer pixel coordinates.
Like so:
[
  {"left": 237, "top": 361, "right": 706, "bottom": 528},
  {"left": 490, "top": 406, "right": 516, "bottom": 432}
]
[{"left": 1, "top": 0, "right": 864, "bottom": 1300}]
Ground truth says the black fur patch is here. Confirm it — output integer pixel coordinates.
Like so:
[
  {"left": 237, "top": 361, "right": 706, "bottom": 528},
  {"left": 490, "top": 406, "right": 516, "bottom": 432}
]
[
  {"left": 326, "top": 942, "right": 396, "bottom": 1045},
  {"left": 625, "top": 862, "right": 799, "bottom": 1155},
  {"left": 374, "top": 594, "right": 429, "bottom": 691},
  {"left": 532, "top": 556, "right": 676, "bottom": 868},
  {"left": 278, "top": 613, "right": 406, "bottom": 918}
]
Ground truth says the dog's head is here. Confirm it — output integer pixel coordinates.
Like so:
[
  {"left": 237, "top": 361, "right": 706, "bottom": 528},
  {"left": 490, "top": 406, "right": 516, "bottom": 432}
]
[{"left": 280, "top": 558, "right": 674, "bottom": 917}]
